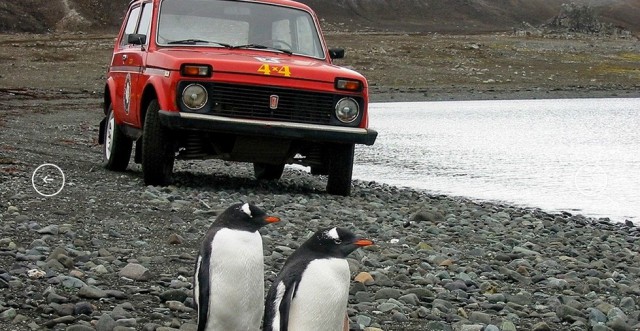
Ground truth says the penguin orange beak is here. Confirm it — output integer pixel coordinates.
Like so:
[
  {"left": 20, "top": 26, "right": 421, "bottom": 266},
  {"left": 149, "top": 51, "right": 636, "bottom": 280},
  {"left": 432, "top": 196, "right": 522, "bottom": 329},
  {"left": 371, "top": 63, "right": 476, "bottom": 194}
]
[
  {"left": 354, "top": 239, "right": 374, "bottom": 247},
  {"left": 265, "top": 216, "right": 280, "bottom": 224}
]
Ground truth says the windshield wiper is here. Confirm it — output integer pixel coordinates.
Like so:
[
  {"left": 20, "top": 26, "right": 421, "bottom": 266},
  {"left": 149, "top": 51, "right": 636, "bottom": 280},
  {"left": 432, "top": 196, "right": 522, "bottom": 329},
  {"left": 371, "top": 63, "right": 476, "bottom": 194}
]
[
  {"left": 232, "top": 44, "right": 292, "bottom": 55},
  {"left": 167, "top": 39, "right": 232, "bottom": 48}
]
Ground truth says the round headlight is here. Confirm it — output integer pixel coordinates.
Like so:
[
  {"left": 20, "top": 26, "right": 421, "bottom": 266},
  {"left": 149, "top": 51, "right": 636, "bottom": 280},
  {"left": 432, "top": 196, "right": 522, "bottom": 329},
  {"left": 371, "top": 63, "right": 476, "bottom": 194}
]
[
  {"left": 182, "top": 84, "right": 208, "bottom": 110},
  {"left": 335, "top": 97, "right": 359, "bottom": 123}
]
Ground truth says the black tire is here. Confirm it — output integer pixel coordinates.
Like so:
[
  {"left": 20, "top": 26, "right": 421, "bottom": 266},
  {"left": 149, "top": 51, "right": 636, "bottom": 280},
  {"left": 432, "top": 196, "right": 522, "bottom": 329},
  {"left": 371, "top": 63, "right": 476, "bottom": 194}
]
[
  {"left": 326, "top": 143, "right": 354, "bottom": 196},
  {"left": 142, "top": 99, "right": 175, "bottom": 186},
  {"left": 103, "top": 105, "right": 133, "bottom": 171},
  {"left": 254, "top": 163, "right": 285, "bottom": 180}
]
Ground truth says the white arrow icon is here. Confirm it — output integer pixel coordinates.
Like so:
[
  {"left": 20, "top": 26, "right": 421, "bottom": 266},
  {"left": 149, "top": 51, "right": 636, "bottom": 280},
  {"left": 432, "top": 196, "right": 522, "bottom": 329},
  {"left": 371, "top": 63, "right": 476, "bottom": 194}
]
[{"left": 32, "top": 164, "right": 65, "bottom": 197}]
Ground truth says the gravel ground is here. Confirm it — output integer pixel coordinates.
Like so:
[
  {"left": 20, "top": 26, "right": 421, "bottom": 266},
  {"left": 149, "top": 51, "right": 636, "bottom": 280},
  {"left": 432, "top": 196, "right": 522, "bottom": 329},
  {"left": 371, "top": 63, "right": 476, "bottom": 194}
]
[{"left": 1, "top": 32, "right": 640, "bottom": 331}]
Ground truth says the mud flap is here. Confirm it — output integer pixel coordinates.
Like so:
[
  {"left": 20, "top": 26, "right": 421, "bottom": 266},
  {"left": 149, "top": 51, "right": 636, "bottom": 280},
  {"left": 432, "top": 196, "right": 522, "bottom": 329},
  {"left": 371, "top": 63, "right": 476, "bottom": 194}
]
[
  {"left": 98, "top": 117, "right": 106, "bottom": 145},
  {"left": 134, "top": 138, "right": 142, "bottom": 164}
]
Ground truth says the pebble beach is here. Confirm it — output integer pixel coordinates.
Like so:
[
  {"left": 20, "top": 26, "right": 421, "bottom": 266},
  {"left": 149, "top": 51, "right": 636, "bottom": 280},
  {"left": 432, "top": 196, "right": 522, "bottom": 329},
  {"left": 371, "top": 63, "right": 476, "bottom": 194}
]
[{"left": 1, "top": 158, "right": 639, "bottom": 331}]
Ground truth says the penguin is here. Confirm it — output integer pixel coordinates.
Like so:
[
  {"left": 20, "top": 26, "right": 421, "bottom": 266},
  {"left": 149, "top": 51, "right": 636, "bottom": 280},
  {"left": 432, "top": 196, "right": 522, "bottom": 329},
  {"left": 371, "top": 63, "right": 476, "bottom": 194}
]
[
  {"left": 263, "top": 227, "right": 374, "bottom": 331},
  {"left": 194, "top": 202, "right": 280, "bottom": 331}
]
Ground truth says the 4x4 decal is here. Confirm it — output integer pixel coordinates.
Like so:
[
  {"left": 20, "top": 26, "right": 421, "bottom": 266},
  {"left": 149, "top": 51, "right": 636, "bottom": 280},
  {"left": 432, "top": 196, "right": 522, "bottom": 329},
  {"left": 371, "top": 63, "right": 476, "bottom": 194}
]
[{"left": 258, "top": 63, "right": 291, "bottom": 77}]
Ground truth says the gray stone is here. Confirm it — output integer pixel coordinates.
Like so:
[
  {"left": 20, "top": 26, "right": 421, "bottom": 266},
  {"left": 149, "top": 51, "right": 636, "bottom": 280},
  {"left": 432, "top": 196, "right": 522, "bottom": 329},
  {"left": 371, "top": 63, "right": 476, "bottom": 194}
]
[
  {"left": 500, "top": 321, "right": 517, "bottom": 331},
  {"left": 0, "top": 308, "right": 17, "bottom": 321},
  {"left": 460, "top": 325, "right": 483, "bottom": 331},
  {"left": 424, "top": 321, "right": 452, "bottom": 331},
  {"left": 411, "top": 210, "right": 444, "bottom": 223},
  {"left": 118, "top": 263, "right": 151, "bottom": 281},
  {"left": 588, "top": 307, "right": 608, "bottom": 326},
  {"left": 469, "top": 311, "right": 492, "bottom": 324},
  {"left": 59, "top": 276, "right": 87, "bottom": 289},
  {"left": 398, "top": 293, "right": 419, "bottom": 305},
  {"left": 391, "top": 311, "right": 409, "bottom": 322},
  {"left": 37, "top": 224, "right": 59, "bottom": 235},
  {"left": 159, "top": 289, "right": 188, "bottom": 303},
  {"left": 66, "top": 325, "right": 95, "bottom": 331},
  {"left": 96, "top": 314, "right": 117, "bottom": 331},
  {"left": 374, "top": 288, "right": 402, "bottom": 300},
  {"left": 356, "top": 315, "right": 372, "bottom": 327},
  {"left": 607, "top": 317, "right": 633, "bottom": 331},
  {"left": 377, "top": 302, "right": 399, "bottom": 313},
  {"left": 619, "top": 297, "right": 636, "bottom": 312},
  {"left": 78, "top": 285, "right": 108, "bottom": 299},
  {"left": 115, "top": 318, "right": 137, "bottom": 327},
  {"left": 531, "top": 322, "right": 552, "bottom": 331},
  {"left": 556, "top": 304, "right": 584, "bottom": 322}
]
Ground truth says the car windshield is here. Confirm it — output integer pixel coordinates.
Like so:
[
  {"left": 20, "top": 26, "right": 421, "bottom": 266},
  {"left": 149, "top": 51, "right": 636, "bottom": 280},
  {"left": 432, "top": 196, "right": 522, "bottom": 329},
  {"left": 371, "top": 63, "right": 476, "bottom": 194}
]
[{"left": 157, "top": 0, "right": 324, "bottom": 59}]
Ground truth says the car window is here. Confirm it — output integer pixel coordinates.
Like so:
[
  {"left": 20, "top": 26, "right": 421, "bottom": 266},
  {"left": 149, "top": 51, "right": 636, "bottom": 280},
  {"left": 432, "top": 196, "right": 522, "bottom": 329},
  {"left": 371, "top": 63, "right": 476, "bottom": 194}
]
[
  {"left": 121, "top": 6, "right": 141, "bottom": 46},
  {"left": 157, "top": 0, "right": 324, "bottom": 59},
  {"left": 293, "top": 15, "right": 321, "bottom": 57},
  {"left": 137, "top": 3, "right": 153, "bottom": 42}
]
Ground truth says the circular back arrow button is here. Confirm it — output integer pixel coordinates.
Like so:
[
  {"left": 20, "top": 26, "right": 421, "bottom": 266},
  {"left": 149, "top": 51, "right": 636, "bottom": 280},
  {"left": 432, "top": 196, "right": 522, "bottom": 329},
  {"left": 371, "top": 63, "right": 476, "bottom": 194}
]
[{"left": 31, "top": 163, "right": 66, "bottom": 197}]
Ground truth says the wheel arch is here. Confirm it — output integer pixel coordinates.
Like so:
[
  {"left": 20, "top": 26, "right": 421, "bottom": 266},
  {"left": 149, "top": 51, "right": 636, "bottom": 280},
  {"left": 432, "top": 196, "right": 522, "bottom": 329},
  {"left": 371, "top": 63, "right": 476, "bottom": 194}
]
[
  {"left": 140, "top": 84, "right": 159, "bottom": 128},
  {"left": 103, "top": 79, "right": 117, "bottom": 116},
  {"left": 140, "top": 76, "right": 173, "bottom": 127}
]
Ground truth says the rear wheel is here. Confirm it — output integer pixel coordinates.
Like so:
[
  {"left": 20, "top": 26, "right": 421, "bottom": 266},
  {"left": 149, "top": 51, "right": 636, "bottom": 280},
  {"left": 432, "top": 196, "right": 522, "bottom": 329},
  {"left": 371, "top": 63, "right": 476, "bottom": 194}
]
[
  {"left": 326, "top": 143, "right": 354, "bottom": 196},
  {"left": 142, "top": 99, "right": 175, "bottom": 186},
  {"left": 254, "top": 163, "right": 285, "bottom": 180},
  {"left": 103, "top": 105, "right": 133, "bottom": 171}
]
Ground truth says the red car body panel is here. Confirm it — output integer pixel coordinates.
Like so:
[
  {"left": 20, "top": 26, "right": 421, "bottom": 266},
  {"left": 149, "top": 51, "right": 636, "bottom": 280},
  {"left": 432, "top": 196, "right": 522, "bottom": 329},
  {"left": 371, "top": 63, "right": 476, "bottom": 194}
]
[{"left": 100, "top": 0, "right": 377, "bottom": 195}]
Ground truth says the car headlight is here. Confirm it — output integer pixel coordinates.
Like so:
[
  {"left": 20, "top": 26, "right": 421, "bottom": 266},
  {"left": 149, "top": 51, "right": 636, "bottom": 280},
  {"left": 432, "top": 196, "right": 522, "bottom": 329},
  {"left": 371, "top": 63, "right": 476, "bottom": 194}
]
[
  {"left": 182, "top": 83, "right": 208, "bottom": 110},
  {"left": 335, "top": 97, "right": 359, "bottom": 123}
]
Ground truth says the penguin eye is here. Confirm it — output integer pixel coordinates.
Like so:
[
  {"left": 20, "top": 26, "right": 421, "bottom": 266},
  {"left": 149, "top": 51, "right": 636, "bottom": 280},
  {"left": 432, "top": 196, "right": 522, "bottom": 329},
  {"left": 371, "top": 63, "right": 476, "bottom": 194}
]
[{"left": 334, "top": 239, "right": 342, "bottom": 244}]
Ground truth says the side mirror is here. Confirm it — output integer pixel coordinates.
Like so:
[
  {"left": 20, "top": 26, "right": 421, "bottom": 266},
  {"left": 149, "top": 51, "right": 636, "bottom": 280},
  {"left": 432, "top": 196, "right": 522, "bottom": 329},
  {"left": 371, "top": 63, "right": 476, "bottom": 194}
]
[
  {"left": 329, "top": 48, "right": 345, "bottom": 59},
  {"left": 127, "top": 33, "right": 147, "bottom": 45}
]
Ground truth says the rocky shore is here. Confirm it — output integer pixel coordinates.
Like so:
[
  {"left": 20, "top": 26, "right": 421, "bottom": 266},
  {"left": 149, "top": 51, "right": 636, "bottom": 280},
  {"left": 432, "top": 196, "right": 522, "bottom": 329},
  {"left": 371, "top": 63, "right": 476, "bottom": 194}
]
[{"left": 1, "top": 118, "right": 640, "bottom": 331}]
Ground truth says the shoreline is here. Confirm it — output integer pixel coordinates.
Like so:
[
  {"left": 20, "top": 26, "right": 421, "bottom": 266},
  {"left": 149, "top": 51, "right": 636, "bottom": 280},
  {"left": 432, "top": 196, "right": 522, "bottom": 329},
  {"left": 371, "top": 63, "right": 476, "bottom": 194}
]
[{"left": 369, "top": 86, "right": 640, "bottom": 103}]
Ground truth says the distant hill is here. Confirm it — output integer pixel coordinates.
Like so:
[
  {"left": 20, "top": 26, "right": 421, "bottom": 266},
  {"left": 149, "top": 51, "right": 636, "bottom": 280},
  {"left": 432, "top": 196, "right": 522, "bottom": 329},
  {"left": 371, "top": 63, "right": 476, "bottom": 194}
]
[
  {"left": 1, "top": 0, "right": 638, "bottom": 34},
  {"left": 300, "top": 0, "right": 640, "bottom": 33}
]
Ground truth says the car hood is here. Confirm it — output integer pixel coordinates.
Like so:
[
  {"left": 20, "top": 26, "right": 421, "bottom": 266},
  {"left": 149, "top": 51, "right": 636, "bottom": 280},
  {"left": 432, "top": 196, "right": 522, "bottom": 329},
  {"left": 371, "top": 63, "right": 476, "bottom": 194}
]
[{"left": 147, "top": 48, "right": 365, "bottom": 84}]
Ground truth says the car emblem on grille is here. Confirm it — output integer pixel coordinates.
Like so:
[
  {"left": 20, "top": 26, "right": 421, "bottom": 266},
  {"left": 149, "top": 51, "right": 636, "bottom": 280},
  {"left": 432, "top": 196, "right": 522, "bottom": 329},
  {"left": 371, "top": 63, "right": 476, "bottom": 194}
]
[{"left": 269, "top": 95, "right": 279, "bottom": 110}]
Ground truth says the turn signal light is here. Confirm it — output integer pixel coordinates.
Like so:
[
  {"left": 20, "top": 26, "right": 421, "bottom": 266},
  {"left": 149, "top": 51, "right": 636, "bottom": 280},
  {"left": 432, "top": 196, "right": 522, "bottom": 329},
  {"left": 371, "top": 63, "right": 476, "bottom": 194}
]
[
  {"left": 181, "top": 64, "right": 212, "bottom": 77},
  {"left": 335, "top": 78, "right": 362, "bottom": 92}
]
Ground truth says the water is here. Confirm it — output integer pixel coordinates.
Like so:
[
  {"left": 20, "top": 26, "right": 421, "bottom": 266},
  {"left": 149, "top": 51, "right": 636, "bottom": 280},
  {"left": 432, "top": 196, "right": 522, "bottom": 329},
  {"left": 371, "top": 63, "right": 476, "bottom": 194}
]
[{"left": 354, "top": 98, "right": 640, "bottom": 223}]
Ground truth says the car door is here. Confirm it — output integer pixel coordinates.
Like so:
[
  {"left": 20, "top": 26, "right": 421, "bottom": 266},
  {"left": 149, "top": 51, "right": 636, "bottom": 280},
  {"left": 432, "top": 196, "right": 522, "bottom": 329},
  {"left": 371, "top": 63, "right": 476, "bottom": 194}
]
[{"left": 110, "top": 2, "right": 153, "bottom": 128}]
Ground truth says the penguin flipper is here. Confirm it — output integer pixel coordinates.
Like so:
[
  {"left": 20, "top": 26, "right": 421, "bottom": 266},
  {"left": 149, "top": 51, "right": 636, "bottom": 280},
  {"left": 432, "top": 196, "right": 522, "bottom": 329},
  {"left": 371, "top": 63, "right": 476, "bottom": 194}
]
[
  {"left": 195, "top": 244, "right": 213, "bottom": 331},
  {"left": 278, "top": 280, "right": 297, "bottom": 331},
  {"left": 196, "top": 257, "right": 210, "bottom": 331}
]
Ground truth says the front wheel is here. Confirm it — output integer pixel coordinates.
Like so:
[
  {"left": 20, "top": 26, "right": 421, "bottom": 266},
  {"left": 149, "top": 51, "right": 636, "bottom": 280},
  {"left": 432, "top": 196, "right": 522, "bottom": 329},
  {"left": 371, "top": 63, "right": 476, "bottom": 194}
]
[
  {"left": 103, "top": 105, "right": 133, "bottom": 171},
  {"left": 141, "top": 99, "right": 175, "bottom": 186},
  {"left": 326, "top": 144, "right": 354, "bottom": 196},
  {"left": 254, "top": 163, "right": 285, "bottom": 180}
]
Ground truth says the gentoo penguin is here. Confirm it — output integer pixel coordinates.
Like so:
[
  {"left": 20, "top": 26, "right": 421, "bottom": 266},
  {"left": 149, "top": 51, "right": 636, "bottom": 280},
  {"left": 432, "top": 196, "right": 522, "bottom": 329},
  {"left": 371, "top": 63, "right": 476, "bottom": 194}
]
[
  {"left": 263, "top": 227, "right": 374, "bottom": 331},
  {"left": 194, "top": 202, "right": 280, "bottom": 331}
]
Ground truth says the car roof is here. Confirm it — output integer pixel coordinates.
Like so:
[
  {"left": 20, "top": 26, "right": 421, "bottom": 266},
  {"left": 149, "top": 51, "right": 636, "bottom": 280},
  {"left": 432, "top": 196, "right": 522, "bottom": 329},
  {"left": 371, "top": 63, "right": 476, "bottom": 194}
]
[{"left": 127, "top": 0, "right": 312, "bottom": 11}]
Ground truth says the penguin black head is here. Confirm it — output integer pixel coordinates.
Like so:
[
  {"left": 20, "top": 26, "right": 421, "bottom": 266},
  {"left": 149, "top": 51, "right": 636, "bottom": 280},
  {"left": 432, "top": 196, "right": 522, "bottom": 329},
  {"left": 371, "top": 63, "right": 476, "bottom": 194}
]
[
  {"left": 213, "top": 202, "right": 280, "bottom": 232},
  {"left": 303, "top": 227, "right": 373, "bottom": 258}
]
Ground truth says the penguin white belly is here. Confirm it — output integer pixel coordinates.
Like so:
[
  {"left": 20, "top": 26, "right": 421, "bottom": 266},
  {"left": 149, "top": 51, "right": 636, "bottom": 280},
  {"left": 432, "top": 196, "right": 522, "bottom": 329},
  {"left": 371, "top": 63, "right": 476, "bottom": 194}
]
[
  {"left": 205, "top": 229, "right": 264, "bottom": 331},
  {"left": 288, "top": 258, "right": 350, "bottom": 331}
]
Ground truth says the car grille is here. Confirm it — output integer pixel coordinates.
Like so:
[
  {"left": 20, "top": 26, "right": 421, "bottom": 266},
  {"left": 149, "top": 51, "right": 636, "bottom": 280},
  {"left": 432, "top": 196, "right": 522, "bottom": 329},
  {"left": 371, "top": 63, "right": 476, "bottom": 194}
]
[{"left": 209, "top": 83, "right": 335, "bottom": 125}]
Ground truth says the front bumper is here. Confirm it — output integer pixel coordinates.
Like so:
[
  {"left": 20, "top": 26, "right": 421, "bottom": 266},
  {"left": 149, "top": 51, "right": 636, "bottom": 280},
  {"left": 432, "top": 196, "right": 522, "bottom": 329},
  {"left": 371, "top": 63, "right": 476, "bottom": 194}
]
[{"left": 158, "top": 111, "right": 378, "bottom": 146}]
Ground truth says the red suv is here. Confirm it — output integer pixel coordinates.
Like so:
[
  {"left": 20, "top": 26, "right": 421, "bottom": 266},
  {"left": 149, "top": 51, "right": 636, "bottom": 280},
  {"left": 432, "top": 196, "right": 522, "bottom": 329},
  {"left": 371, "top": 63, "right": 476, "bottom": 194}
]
[{"left": 98, "top": 0, "right": 377, "bottom": 196}]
